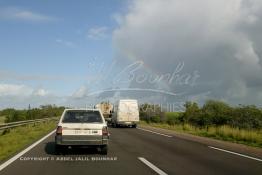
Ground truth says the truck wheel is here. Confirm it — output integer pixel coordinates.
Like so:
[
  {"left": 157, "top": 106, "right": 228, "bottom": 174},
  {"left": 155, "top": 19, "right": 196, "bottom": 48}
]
[
  {"left": 113, "top": 122, "right": 117, "bottom": 128},
  {"left": 100, "top": 145, "right": 108, "bottom": 155},
  {"left": 132, "top": 124, "right": 137, "bottom": 128},
  {"left": 55, "top": 144, "right": 64, "bottom": 155}
]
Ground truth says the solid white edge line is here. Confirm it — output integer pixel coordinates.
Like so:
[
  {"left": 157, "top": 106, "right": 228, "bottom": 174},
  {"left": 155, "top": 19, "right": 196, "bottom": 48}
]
[
  {"left": 138, "top": 157, "right": 168, "bottom": 175},
  {"left": 0, "top": 130, "right": 56, "bottom": 171},
  {"left": 208, "top": 146, "right": 262, "bottom": 162},
  {"left": 137, "top": 128, "right": 172, "bottom": 138}
]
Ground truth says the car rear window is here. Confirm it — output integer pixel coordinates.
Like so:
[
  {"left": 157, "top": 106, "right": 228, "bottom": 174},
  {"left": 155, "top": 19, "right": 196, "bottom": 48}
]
[{"left": 62, "top": 110, "right": 103, "bottom": 123}]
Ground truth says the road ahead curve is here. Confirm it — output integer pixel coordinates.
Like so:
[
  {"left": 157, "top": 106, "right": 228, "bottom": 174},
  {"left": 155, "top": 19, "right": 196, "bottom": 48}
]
[{"left": 1, "top": 127, "right": 261, "bottom": 175}]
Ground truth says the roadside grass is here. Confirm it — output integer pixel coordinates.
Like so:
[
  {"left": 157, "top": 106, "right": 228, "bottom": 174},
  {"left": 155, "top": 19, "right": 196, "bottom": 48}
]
[
  {"left": 0, "top": 120, "right": 57, "bottom": 162},
  {"left": 139, "top": 121, "right": 262, "bottom": 148}
]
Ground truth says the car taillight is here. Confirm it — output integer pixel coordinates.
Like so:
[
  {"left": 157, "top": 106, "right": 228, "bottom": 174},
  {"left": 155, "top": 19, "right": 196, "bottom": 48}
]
[
  {"left": 102, "top": 126, "right": 109, "bottom": 136},
  {"left": 56, "top": 126, "right": 62, "bottom": 135}
]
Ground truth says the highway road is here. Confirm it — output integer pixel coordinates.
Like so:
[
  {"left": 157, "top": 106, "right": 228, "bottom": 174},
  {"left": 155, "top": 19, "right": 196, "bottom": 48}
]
[{"left": 0, "top": 126, "right": 261, "bottom": 175}]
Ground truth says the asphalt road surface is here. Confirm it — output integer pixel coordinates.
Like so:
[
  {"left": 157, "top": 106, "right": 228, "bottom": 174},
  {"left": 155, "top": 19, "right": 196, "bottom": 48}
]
[{"left": 1, "top": 127, "right": 261, "bottom": 175}]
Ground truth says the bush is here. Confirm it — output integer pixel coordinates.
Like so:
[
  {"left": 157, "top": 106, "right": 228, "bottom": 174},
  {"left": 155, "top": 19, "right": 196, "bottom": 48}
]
[
  {"left": 5, "top": 109, "right": 25, "bottom": 123},
  {"left": 165, "top": 112, "right": 181, "bottom": 125},
  {"left": 151, "top": 116, "right": 161, "bottom": 123},
  {"left": 201, "top": 100, "right": 232, "bottom": 126},
  {"left": 230, "top": 105, "right": 262, "bottom": 129},
  {"left": 1, "top": 105, "right": 65, "bottom": 123},
  {"left": 139, "top": 103, "right": 164, "bottom": 122},
  {"left": 181, "top": 101, "right": 202, "bottom": 125},
  {"left": 140, "top": 101, "right": 262, "bottom": 130}
]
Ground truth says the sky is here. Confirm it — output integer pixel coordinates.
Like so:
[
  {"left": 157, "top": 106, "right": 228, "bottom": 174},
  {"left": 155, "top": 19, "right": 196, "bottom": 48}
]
[{"left": 0, "top": 0, "right": 262, "bottom": 109}]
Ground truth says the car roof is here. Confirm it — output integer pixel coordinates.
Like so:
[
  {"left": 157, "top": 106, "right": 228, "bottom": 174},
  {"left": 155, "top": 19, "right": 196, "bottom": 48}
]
[
  {"left": 64, "top": 108, "right": 100, "bottom": 112},
  {"left": 119, "top": 99, "right": 137, "bottom": 102}
]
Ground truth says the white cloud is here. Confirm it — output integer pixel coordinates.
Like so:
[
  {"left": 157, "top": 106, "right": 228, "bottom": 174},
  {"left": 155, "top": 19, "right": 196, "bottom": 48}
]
[
  {"left": 33, "top": 89, "right": 49, "bottom": 97},
  {"left": 55, "top": 39, "right": 75, "bottom": 47},
  {"left": 71, "top": 86, "right": 88, "bottom": 98},
  {"left": 0, "top": 83, "right": 51, "bottom": 97},
  {"left": 0, "top": 83, "right": 63, "bottom": 109},
  {"left": 0, "top": 84, "right": 33, "bottom": 96},
  {"left": 87, "top": 26, "right": 108, "bottom": 40},
  {"left": 0, "top": 7, "right": 57, "bottom": 22}
]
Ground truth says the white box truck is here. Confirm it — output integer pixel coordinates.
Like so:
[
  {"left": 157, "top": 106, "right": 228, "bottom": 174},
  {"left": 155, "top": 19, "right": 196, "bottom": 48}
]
[
  {"left": 111, "top": 99, "right": 139, "bottom": 128},
  {"left": 95, "top": 102, "right": 113, "bottom": 122}
]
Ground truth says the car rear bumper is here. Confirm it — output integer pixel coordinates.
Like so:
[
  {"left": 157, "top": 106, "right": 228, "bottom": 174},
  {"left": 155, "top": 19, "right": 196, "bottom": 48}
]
[
  {"left": 116, "top": 121, "right": 138, "bottom": 125},
  {"left": 55, "top": 135, "right": 109, "bottom": 146}
]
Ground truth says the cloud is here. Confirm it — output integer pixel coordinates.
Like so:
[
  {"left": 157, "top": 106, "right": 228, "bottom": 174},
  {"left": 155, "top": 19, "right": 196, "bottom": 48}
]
[
  {"left": 112, "top": 0, "right": 262, "bottom": 106},
  {"left": 0, "top": 83, "right": 51, "bottom": 97},
  {"left": 33, "top": 89, "right": 49, "bottom": 97},
  {"left": 0, "top": 7, "right": 57, "bottom": 22},
  {"left": 71, "top": 86, "right": 88, "bottom": 98},
  {"left": 0, "top": 70, "right": 83, "bottom": 81},
  {"left": 55, "top": 39, "right": 75, "bottom": 47},
  {"left": 0, "top": 83, "right": 63, "bottom": 109},
  {"left": 0, "top": 84, "right": 33, "bottom": 96},
  {"left": 87, "top": 26, "right": 108, "bottom": 40}
]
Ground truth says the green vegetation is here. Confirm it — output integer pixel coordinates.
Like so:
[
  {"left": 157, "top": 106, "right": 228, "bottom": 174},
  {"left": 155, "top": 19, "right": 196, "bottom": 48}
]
[
  {"left": 0, "top": 105, "right": 65, "bottom": 123},
  {"left": 0, "top": 120, "right": 57, "bottom": 161},
  {"left": 139, "top": 100, "right": 262, "bottom": 147},
  {"left": 165, "top": 112, "right": 181, "bottom": 125},
  {"left": 182, "top": 100, "right": 262, "bottom": 129},
  {"left": 0, "top": 116, "right": 5, "bottom": 124},
  {"left": 139, "top": 121, "right": 262, "bottom": 148},
  {"left": 0, "top": 105, "right": 63, "bottom": 161}
]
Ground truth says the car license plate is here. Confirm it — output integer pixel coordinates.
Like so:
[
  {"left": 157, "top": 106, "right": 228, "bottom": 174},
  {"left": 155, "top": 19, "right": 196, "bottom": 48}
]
[
  {"left": 74, "top": 130, "right": 89, "bottom": 135},
  {"left": 74, "top": 130, "right": 98, "bottom": 135}
]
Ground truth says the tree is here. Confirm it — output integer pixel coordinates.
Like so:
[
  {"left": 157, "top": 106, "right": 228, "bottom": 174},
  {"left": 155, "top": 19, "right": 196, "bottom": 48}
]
[
  {"left": 182, "top": 101, "right": 200, "bottom": 124},
  {"left": 201, "top": 100, "right": 231, "bottom": 126},
  {"left": 231, "top": 105, "right": 262, "bottom": 129},
  {"left": 139, "top": 103, "right": 164, "bottom": 123}
]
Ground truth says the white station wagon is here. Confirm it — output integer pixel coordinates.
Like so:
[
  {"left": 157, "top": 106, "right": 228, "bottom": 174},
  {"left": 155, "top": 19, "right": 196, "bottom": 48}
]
[{"left": 55, "top": 109, "right": 109, "bottom": 155}]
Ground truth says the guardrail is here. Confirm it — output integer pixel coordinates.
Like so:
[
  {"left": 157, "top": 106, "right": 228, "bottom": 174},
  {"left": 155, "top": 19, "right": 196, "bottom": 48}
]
[{"left": 0, "top": 117, "right": 58, "bottom": 130}]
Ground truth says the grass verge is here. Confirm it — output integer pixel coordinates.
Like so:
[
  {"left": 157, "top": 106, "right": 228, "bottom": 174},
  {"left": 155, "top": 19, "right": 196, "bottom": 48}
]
[
  {"left": 0, "top": 120, "right": 57, "bottom": 162},
  {"left": 139, "top": 121, "right": 262, "bottom": 148}
]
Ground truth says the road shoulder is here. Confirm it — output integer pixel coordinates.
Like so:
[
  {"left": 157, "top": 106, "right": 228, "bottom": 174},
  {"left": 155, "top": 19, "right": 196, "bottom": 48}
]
[{"left": 138, "top": 124, "right": 262, "bottom": 159}]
